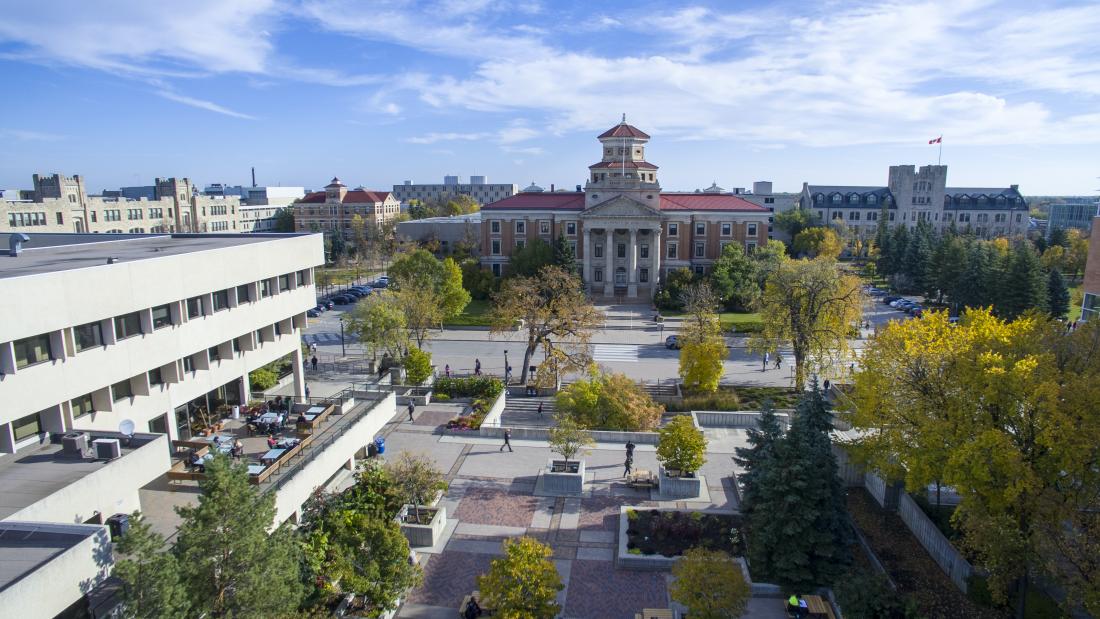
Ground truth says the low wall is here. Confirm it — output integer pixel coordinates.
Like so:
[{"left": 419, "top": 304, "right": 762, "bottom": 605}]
[
  {"left": 478, "top": 390, "right": 508, "bottom": 429},
  {"left": 691, "top": 410, "right": 793, "bottom": 430},
  {"left": 897, "top": 492, "right": 973, "bottom": 593},
  {"left": 479, "top": 424, "right": 661, "bottom": 445}
]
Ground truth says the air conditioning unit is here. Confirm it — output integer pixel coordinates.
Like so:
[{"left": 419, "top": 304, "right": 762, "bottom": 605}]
[
  {"left": 92, "top": 438, "right": 121, "bottom": 460},
  {"left": 61, "top": 432, "right": 89, "bottom": 458}
]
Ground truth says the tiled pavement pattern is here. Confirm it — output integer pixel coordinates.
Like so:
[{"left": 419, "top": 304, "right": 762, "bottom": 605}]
[
  {"left": 565, "top": 559, "right": 669, "bottom": 619},
  {"left": 409, "top": 410, "right": 456, "bottom": 427}
]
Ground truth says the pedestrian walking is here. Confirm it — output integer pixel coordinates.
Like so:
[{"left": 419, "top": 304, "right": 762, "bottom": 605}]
[
  {"left": 823, "top": 378, "right": 831, "bottom": 391},
  {"left": 505, "top": 365, "right": 512, "bottom": 383},
  {"left": 474, "top": 358, "right": 482, "bottom": 376},
  {"left": 310, "top": 342, "right": 318, "bottom": 355},
  {"left": 762, "top": 351, "right": 769, "bottom": 371},
  {"left": 311, "top": 355, "right": 318, "bottom": 371},
  {"left": 625, "top": 440, "right": 636, "bottom": 459},
  {"left": 305, "top": 384, "right": 311, "bottom": 400},
  {"left": 774, "top": 353, "right": 782, "bottom": 370},
  {"left": 624, "top": 456, "right": 634, "bottom": 477},
  {"left": 407, "top": 401, "right": 415, "bottom": 421},
  {"left": 500, "top": 428, "right": 513, "bottom": 452},
  {"left": 445, "top": 364, "right": 451, "bottom": 378},
  {"left": 537, "top": 402, "right": 544, "bottom": 416}
]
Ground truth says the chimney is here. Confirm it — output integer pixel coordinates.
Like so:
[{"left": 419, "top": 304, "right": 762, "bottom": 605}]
[
  {"left": 251, "top": 167, "right": 257, "bottom": 188},
  {"left": 550, "top": 184, "right": 555, "bottom": 192},
  {"left": 8, "top": 233, "right": 30, "bottom": 257},
  {"left": 576, "top": 184, "right": 582, "bottom": 192},
  {"left": 1010, "top": 184, "right": 1019, "bottom": 191}
]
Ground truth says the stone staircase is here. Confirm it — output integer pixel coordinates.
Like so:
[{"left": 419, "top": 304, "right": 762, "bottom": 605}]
[{"left": 500, "top": 396, "right": 556, "bottom": 428}]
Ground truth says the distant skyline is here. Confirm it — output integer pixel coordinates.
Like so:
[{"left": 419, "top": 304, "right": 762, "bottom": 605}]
[{"left": 1, "top": 0, "right": 1099, "bottom": 195}]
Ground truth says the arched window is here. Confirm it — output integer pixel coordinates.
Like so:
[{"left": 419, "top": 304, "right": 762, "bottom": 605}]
[
  {"left": 996, "top": 196, "right": 1006, "bottom": 205},
  {"left": 867, "top": 194, "right": 877, "bottom": 205}
]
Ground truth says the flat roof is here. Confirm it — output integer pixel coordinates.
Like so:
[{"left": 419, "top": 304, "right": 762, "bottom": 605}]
[
  {"left": 0, "top": 432, "right": 160, "bottom": 520},
  {"left": 0, "top": 233, "right": 311, "bottom": 280},
  {"left": 0, "top": 523, "right": 101, "bottom": 592},
  {"left": 400, "top": 213, "right": 482, "bottom": 224}
]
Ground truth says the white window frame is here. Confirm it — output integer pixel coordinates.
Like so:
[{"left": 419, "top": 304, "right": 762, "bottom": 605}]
[
  {"left": 539, "top": 220, "right": 551, "bottom": 235},
  {"left": 667, "top": 242, "right": 677, "bottom": 258},
  {"left": 694, "top": 242, "right": 705, "bottom": 258},
  {"left": 695, "top": 222, "right": 706, "bottom": 236},
  {"left": 490, "top": 220, "right": 501, "bottom": 234},
  {"left": 667, "top": 223, "right": 678, "bottom": 237},
  {"left": 720, "top": 222, "right": 732, "bottom": 236},
  {"left": 565, "top": 221, "right": 577, "bottom": 236},
  {"left": 491, "top": 239, "right": 501, "bottom": 255},
  {"left": 747, "top": 224, "right": 757, "bottom": 237},
  {"left": 515, "top": 220, "right": 525, "bottom": 235}
]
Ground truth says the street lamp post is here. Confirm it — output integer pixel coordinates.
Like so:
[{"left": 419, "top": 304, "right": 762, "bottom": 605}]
[
  {"left": 339, "top": 317, "right": 346, "bottom": 357},
  {"left": 503, "top": 350, "right": 509, "bottom": 384}
]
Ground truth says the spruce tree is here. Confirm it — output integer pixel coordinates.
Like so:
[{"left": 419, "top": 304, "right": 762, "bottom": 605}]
[
  {"left": 958, "top": 242, "right": 992, "bottom": 311},
  {"left": 174, "top": 455, "right": 305, "bottom": 617},
  {"left": 901, "top": 220, "right": 933, "bottom": 294},
  {"left": 733, "top": 399, "right": 783, "bottom": 515},
  {"left": 551, "top": 233, "right": 577, "bottom": 274},
  {"left": 747, "top": 379, "right": 850, "bottom": 590},
  {"left": 1046, "top": 268, "right": 1070, "bottom": 318},
  {"left": 112, "top": 512, "right": 190, "bottom": 619},
  {"left": 999, "top": 243, "right": 1047, "bottom": 319},
  {"left": 885, "top": 224, "right": 909, "bottom": 284}
]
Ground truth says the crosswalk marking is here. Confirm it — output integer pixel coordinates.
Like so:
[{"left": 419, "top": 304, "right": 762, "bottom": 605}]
[
  {"left": 302, "top": 333, "right": 343, "bottom": 346},
  {"left": 593, "top": 344, "right": 639, "bottom": 363}
]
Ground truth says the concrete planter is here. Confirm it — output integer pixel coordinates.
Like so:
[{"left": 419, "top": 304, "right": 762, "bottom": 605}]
[
  {"left": 395, "top": 387, "right": 433, "bottom": 407},
  {"left": 658, "top": 465, "right": 702, "bottom": 499},
  {"left": 542, "top": 458, "right": 585, "bottom": 494},
  {"left": 398, "top": 504, "right": 447, "bottom": 548}
]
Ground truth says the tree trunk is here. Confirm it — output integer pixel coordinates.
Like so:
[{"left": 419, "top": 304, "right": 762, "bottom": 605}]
[
  {"left": 519, "top": 342, "right": 536, "bottom": 385},
  {"left": 1015, "top": 571, "right": 1028, "bottom": 619}
]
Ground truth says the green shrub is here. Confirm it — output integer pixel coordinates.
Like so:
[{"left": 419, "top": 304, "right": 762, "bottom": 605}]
[
  {"left": 249, "top": 367, "right": 278, "bottom": 391},
  {"left": 403, "top": 347, "right": 432, "bottom": 386},
  {"left": 668, "top": 390, "right": 742, "bottom": 412},
  {"left": 434, "top": 376, "right": 504, "bottom": 399},
  {"left": 835, "top": 571, "right": 921, "bottom": 619},
  {"left": 433, "top": 393, "right": 450, "bottom": 402},
  {"left": 967, "top": 574, "right": 1064, "bottom": 618}
]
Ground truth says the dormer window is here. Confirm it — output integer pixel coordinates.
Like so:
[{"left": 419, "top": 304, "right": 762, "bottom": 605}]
[
  {"left": 831, "top": 194, "right": 842, "bottom": 204},
  {"left": 848, "top": 194, "right": 859, "bottom": 204},
  {"left": 867, "top": 195, "right": 877, "bottom": 205}
]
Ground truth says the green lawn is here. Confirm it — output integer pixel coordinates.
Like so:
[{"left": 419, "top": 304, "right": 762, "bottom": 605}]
[
  {"left": 1069, "top": 284, "right": 1083, "bottom": 321},
  {"left": 444, "top": 299, "right": 493, "bottom": 327},
  {"left": 665, "top": 310, "right": 763, "bottom": 333}
]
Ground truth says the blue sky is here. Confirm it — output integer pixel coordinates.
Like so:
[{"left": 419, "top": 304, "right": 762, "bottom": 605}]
[{"left": 1, "top": 0, "right": 1099, "bottom": 195}]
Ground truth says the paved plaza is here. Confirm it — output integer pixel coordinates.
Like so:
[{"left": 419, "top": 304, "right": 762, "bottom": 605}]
[{"left": 380, "top": 402, "right": 787, "bottom": 619}]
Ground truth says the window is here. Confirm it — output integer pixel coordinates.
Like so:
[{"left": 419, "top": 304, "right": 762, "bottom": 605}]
[
  {"left": 56, "top": 212, "right": 64, "bottom": 225},
  {"left": 594, "top": 244, "right": 604, "bottom": 258},
  {"left": 12, "top": 412, "right": 42, "bottom": 441},
  {"left": 515, "top": 220, "right": 525, "bottom": 235},
  {"left": 91, "top": 211, "right": 97, "bottom": 222},
  {"left": 764, "top": 197, "right": 775, "bottom": 204},
  {"left": 747, "top": 241, "right": 757, "bottom": 252},
  {"left": 208, "top": 346, "right": 221, "bottom": 363},
  {"left": 747, "top": 224, "right": 758, "bottom": 237},
  {"left": 71, "top": 394, "right": 95, "bottom": 419},
  {"left": 566, "top": 222, "right": 576, "bottom": 235},
  {"left": 13, "top": 333, "right": 52, "bottom": 368},
  {"left": 617, "top": 243, "right": 626, "bottom": 258},
  {"left": 296, "top": 270, "right": 307, "bottom": 286},
  {"left": 233, "top": 338, "right": 242, "bottom": 353},
  {"left": 515, "top": 239, "right": 526, "bottom": 249},
  {"left": 213, "top": 289, "right": 230, "bottom": 311},
  {"left": 278, "top": 274, "right": 290, "bottom": 291},
  {"left": 832, "top": 211, "right": 844, "bottom": 220},
  {"left": 490, "top": 220, "right": 501, "bottom": 234},
  {"left": 889, "top": 212, "right": 896, "bottom": 221},
  {"left": 849, "top": 211, "right": 861, "bottom": 221},
  {"left": 74, "top": 322, "right": 103, "bottom": 352},
  {"left": 260, "top": 279, "right": 272, "bottom": 298},
  {"left": 694, "top": 265, "right": 705, "bottom": 275},
  {"left": 668, "top": 223, "right": 678, "bottom": 236},
  {"left": 640, "top": 244, "right": 649, "bottom": 259},
  {"left": 568, "top": 241, "right": 577, "bottom": 257},
  {"left": 112, "top": 379, "right": 133, "bottom": 401},
  {"left": 640, "top": 268, "right": 649, "bottom": 283},
  {"left": 187, "top": 296, "right": 204, "bottom": 318},
  {"left": 127, "top": 208, "right": 143, "bottom": 220},
  {"left": 594, "top": 268, "right": 603, "bottom": 282},
  {"left": 114, "top": 312, "right": 143, "bottom": 339},
  {"left": 491, "top": 263, "right": 502, "bottom": 276},
  {"left": 149, "top": 368, "right": 163, "bottom": 385},
  {"left": 105, "top": 209, "right": 121, "bottom": 221},
  {"left": 1015, "top": 213, "right": 1022, "bottom": 223},
  {"left": 539, "top": 221, "right": 551, "bottom": 235},
  {"left": 667, "top": 242, "right": 677, "bottom": 258},
  {"left": 183, "top": 355, "right": 195, "bottom": 372},
  {"left": 721, "top": 223, "right": 732, "bottom": 236},
  {"left": 694, "top": 242, "right": 705, "bottom": 258},
  {"left": 695, "top": 222, "right": 706, "bottom": 236},
  {"left": 867, "top": 195, "right": 877, "bottom": 205},
  {"left": 849, "top": 194, "right": 859, "bottom": 204},
  {"left": 491, "top": 239, "right": 501, "bottom": 255},
  {"left": 831, "top": 194, "right": 841, "bottom": 204},
  {"left": 152, "top": 304, "right": 172, "bottom": 329}
]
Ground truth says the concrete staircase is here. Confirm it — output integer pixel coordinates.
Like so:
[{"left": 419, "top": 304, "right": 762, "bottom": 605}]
[{"left": 500, "top": 396, "right": 556, "bottom": 428}]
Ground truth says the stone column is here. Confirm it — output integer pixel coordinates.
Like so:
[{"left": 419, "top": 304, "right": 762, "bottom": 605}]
[
  {"left": 627, "top": 228, "right": 639, "bottom": 298},
  {"left": 604, "top": 228, "right": 614, "bottom": 296},
  {"left": 582, "top": 228, "right": 592, "bottom": 286},
  {"left": 291, "top": 347, "right": 306, "bottom": 402},
  {"left": 652, "top": 228, "right": 662, "bottom": 299}
]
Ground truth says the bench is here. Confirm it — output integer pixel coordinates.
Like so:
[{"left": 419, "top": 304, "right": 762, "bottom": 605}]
[
  {"left": 635, "top": 610, "right": 674, "bottom": 619},
  {"left": 626, "top": 469, "right": 658, "bottom": 490}
]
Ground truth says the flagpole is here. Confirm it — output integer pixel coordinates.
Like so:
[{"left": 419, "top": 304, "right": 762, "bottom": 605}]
[{"left": 938, "top": 135, "right": 942, "bottom": 166}]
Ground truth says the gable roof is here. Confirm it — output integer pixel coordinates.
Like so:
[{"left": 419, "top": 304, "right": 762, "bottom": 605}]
[
  {"left": 598, "top": 123, "right": 650, "bottom": 140},
  {"left": 806, "top": 185, "right": 891, "bottom": 196},
  {"left": 482, "top": 192, "right": 586, "bottom": 211},
  {"left": 659, "top": 193, "right": 770, "bottom": 212},
  {"left": 298, "top": 189, "right": 391, "bottom": 204}
]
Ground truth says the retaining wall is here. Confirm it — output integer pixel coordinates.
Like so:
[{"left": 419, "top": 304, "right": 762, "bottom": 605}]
[{"left": 897, "top": 492, "right": 973, "bottom": 593}]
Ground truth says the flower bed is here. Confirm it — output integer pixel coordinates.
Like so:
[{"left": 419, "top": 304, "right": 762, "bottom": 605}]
[
  {"left": 625, "top": 508, "right": 743, "bottom": 557},
  {"left": 445, "top": 395, "right": 495, "bottom": 430}
]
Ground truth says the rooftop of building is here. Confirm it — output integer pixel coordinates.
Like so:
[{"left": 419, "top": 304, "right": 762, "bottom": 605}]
[
  {"left": 0, "top": 522, "right": 105, "bottom": 593},
  {"left": 483, "top": 192, "right": 588, "bottom": 211},
  {"left": 297, "top": 189, "right": 391, "bottom": 204},
  {"left": 805, "top": 185, "right": 894, "bottom": 195},
  {"left": 944, "top": 186, "right": 1023, "bottom": 196},
  {"left": 598, "top": 119, "right": 650, "bottom": 140},
  {"left": 0, "top": 233, "right": 304, "bottom": 279},
  {"left": 659, "top": 193, "right": 771, "bottom": 212},
  {"left": 399, "top": 212, "right": 482, "bottom": 224},
  {"left": 0, "top": 431, "right": 161, "bottom": 520}
]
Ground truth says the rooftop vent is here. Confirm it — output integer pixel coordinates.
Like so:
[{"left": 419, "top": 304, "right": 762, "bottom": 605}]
[
  {"left": 106, "top": 257, "right": 120, "bottom": 264},
  {"left": 8, "top": 233, "right": 30, "bottom": 257}
]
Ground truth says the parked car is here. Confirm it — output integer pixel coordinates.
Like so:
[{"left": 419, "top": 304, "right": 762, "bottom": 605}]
[
  {"left": 345, "top": 289, "right": 367, "bottom": 298},
  {"left": 882, "top": 295, "right": 900, "bottom": 304},
  {"left": 307, "top": 308, "right": 320, "bottom": 317},
  {"left": 910, "top": 307, "right": 924, "bottom": 317},
  {"left": 314, "top": 303, "right": 327, "bottom": 312},
  {"left": 370, "top": 279, "right": 389, "bottom": 289},
  {"left": 331, "top": 295, "right": 354, "bottom": 305},
  {"left": 665, "top": 335, "right": 681, "bottom": 350},
  {"left": 318, "top": 300, "right": 335, "bottom": 310}
]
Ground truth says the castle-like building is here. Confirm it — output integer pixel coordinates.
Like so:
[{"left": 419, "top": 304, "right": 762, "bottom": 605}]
[{"left": 479, "top": 118, "right": 773, "bottom": 298}]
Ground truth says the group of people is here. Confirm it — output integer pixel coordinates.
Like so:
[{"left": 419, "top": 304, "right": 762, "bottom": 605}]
[{"left": 762, "top": 351, "right": 784, "bottom": 371}]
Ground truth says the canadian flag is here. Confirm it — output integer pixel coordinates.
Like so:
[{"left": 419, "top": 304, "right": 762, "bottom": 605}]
[{"left": 929, "top": 136, "right": 942, "bottom": 144}]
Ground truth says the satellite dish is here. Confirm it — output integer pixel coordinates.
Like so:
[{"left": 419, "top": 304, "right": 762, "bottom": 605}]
[{"left": 119, "top": 419, "right": 136, "bottom": 437}]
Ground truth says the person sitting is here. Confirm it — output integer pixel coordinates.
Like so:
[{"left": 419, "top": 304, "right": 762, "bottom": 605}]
[
  {"left": 463, "top": 595, "right": 482, "bottom": 618},
  {"left": 267, "top": 435, "right": 278, "bottom": 450},
  {"left": 787, "top": 594, "right": 807, "bottom": 618},
  {"left": 297, "top": 412, "right": 307, "bottom": 426},
  {"left": 231, "top": 440, "right": 244, "bottom": 460},
  {"left": 188, "top": 450, "right": 205, "bottom": 473}
]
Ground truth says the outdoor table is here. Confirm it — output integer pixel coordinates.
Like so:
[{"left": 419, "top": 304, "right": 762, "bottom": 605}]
[
  {"left": 303, "top": 414, "right": 318, "bottom": 422},
  {"left": 276, "top": 438, "right": 300, "bottom": 449},
  {"left": 213, "top": 441, "right": 233, "bottom": 454},
  {"left": 804, "top": 595, "right": 834, "bottom": 619},
  {"left": 305, "top": 406, "right": 325, "bottom": 415},
  {"left": 258, "top": 413, "right": 280, "bottom": 424},
  {"left": 261, "top": 448, "right": 286, "bottom": 465},
  {"left": 246, "top": 464, "right": 265, "bottom": 476}
]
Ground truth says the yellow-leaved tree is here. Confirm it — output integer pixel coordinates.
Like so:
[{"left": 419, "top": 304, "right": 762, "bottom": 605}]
[
  {"left": 477, "top": 537, "right": 563, "bottom": 619},
  {"left": 669, "top": 548, "right": 750, "bottom": 619},
  {"left": 678, "top": 283, "right": 728, "bottom": 393},
  {"left": 751, "top": 258, "right": 863, "bottom": 390}
]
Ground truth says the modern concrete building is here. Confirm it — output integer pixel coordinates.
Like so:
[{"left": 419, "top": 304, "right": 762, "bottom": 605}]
[
  {"left": 1082, "top": 216, "right": 1100, "bottom": 322},
  {"left": 1047, "top": 201, "right": 1099, "bottom": 240},
  {"left": 799, "top": 165, "right": 1029, "bottom": 240},
  {"left": 293, "top": 177, "right": 401, "bottom": 238},
  {"left": 392, "top": 176, "right": 518, "bottom": 208},
  {"left": 479, "top": 119, "right": 773, "bottom": 298},
  {"left": 396, "top": 212, "right": 481, "bottom": 255},
  {"left": 0, "top": 521, "right": 114, "bottom": 618},
  {"left": 2, "top": 173, "right": 243, "bottom": 234},
  {"left": 201, "top": 185, "right": 306, "bottom": 232}
]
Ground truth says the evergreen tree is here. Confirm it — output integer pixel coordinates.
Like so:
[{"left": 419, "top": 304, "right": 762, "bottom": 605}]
[
  {"left": 1048, "top": 227, "right": 1069, "bottom": 248},
  {"left": 901, "top": 220, "right": 934, "bottom": 294},
  {"left": 1046, "top": 268, "right": 1070, "bottom": 319},
  {"left": 174, "top": 455, "right": 305, "bottom": 617},
  {"left": 931, "top": 235, "right": 968, "bottom": 306},
  {"left": 551, "top": 233, "right": 577, "bottom": 274},
  {"left": 748, "top": 379, "right": 850, "bottom": 590},
  {"left": 956, "top": 242, "right": 993, "bottom": 311},
  {"left": 884, "top": 224, "right": 909, "bottom": 282},
  {"left": 999, "top": 243, "right": 1047, "bottom": 319},
  {"left": 733, "top": 399, "right": 783, "bottom": 515},
  {"left": 112, "top": 512, "right": 190, "bottom": 619}
]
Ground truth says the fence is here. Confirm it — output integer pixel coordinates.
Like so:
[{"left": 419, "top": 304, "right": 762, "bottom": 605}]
[{"left": 897, "top": 492, "right": 974, "bottom": 593}]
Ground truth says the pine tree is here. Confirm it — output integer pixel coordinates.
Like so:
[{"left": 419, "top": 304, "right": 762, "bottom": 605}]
[
  {"left": 112, "top": 512, "right": 190, "bottom": 619},
  {"left": 901, "top": 220, "right": 934, "bottom": 294},
  {"left": 958, "top": 242, "right": 993, "bottom": 311},
  {"left": 1046, "top": 268, "right": 1070, "bottom": 318},
  {"left": 174, "top": 455, "right": 305, "bottom": 617},
  {"left": 747, "top": 380, "right": 850, "bottom": 590},
  {"left": 884, "top": 224, "right": 909, "bottom": 282},
  {"left": 551, "top": 233, "right": 576, "bottom": 274},
  {"left": 733, "top": 399, "right": 783, "bottom": 515},
  {"left": 999, "top": 243, "right": 1047, "bottom": 319}
]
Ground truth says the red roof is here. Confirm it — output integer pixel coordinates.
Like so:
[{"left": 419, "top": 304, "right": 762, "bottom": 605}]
[
  {"left": 598, "top": 123, "right": 650, "bottom": 139},
  {"left": 588, "top": 160, "right": 658, "bottom": 170},
  {"left": 659, "top": 193, "right": 770, "bottom": 212},
  {"left": 482, "top": 192, "right": 586, "bottom": 211},
  {"left": 297, "top": 189, "right": 391, "bottom": 204}
]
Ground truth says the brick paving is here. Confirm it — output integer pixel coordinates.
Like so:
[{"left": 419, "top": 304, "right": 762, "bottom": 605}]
[
  {"left": 564, "top": 559, "right": 669, "bottom": 619},
  {"left": 579, "top": 495, "right": 652, "bottom": 531},
  {"left": 405, "top": 550, "right": 495, "bottom": 608},
  {"left": 452, "top": 486, "right": 541, "bottom": 528},
  {"left": 409, "top": 410, "right": 456, "bottom": 427}
]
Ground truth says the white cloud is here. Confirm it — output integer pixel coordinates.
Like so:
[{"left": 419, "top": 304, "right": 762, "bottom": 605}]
[
  {"left": 155, "top": 90, "right": 257, "bottom": 120},
  {"left": 405, "top": 132, "right": 490, "bottom": 144},
  {"left": 0, "top": 128, "right": 65, "bottom": 141}
]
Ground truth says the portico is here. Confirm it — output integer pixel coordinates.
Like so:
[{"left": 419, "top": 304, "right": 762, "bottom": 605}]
[{"left": 579, "top": 195, "right": 664, "bottom": 298}]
